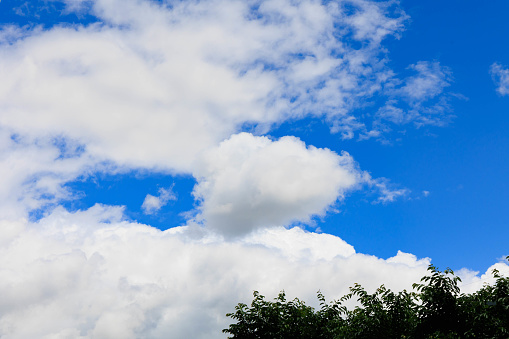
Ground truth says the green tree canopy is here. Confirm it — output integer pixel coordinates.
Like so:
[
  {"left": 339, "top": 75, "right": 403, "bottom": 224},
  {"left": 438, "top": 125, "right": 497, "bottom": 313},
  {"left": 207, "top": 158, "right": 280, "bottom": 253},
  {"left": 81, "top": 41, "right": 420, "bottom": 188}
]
[{"left": 224, "top": 258, "right": 509, "bottom": 339}]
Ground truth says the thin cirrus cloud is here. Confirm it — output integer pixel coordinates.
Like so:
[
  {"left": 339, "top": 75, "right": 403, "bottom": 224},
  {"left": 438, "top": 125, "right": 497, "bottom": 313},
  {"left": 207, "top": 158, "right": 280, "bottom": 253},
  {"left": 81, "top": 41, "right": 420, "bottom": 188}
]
[
  {"left": 490, "top": 62, "right": 509, "bottom": 96},
  {"left": 372, "top": 61, "right": 454, "bottom": 136}
]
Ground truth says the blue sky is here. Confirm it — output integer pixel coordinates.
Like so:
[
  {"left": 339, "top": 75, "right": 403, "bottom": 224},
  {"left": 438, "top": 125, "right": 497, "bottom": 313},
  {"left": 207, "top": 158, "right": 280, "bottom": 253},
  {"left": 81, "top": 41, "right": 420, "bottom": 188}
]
[{"left": 0, "top": 0, "right": 508, "bottom": 337}]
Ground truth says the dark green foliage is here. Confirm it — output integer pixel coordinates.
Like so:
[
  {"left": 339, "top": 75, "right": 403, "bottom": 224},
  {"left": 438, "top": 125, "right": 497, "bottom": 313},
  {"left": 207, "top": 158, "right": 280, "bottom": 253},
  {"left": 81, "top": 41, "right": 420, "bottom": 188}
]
[
  {"left": 459, "top": 261, "right": 509, "bottom": 338},
  {"left": 222, "top": 290, "right": 345, "bottom": 339},
  {"left": 224, "top": 257, "right": 509, "bottom": 339},
  {"left": 340, "top": 284, "right": 418, "bottom": 339},
  {"left": 412, "top": 265, "right": 463, "bottom": 338}
]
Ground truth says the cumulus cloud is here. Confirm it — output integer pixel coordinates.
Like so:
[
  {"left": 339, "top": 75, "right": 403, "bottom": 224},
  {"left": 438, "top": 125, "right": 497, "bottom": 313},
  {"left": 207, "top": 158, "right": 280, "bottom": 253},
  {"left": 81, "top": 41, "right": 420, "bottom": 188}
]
[
  {"left": 0, "top": 206, "right": 505, "bottom": 338},
  {"left": 242, "top": 226, "right": 356, "bottom": 260},
  {"left": 0, "top": 0, "right": 416, "bottom": 232},
  {"left": 490, "top": 62, "right": 509, "bottom": 96},
  {"left": 457, "top": 258, "right": 509, "bottom": 294},
  {"left": 0, "top": 206, "right": 502, "bottom": 338},
  {"left": 192, "top": 133, "right": 365, "bottom": 236},
  {"left": 141, "top": 186, "right": 177, "bottom": 215},
  {"left": 0, "top": 205, "right": 445, "bottom": 339}
]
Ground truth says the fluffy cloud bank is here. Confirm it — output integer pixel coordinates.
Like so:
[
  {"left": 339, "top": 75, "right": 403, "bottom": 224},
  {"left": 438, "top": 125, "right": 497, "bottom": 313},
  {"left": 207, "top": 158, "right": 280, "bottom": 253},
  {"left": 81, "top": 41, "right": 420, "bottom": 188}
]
[
  {"left": 0, "top": 206, "right": 427, "bottom": 338},
  {"left": 0, "top": 206, "right": 505, "bottom": 338}
]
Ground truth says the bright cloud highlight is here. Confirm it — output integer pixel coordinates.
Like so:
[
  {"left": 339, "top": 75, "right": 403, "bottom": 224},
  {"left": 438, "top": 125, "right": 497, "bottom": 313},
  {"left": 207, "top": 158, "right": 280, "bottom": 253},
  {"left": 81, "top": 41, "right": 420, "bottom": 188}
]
[{"left": 192, "top": 133, "right": 365, "bottom": 236}]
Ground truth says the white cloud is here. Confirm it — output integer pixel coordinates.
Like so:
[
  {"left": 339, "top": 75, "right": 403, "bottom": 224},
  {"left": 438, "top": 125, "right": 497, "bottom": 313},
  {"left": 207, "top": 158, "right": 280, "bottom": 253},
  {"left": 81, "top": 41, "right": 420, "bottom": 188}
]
[
  {"left": 345, "top": 0, "right": 407, "bottom": 44},
  {"left": 0, "top": 0, "right": 437, "bottom": 178},
  {"left": 490, "top": 62, "right": 509, "bottom": 96},
  {"left": 399, "top": 61, "right": 451, "bottom": 102},
  {"left": 242, "top": 226, "right": 356, "bottom": 261},
  {"left": 0, "top": 205, "right": 444, "bottom": 339},
  {"left": 192, "top": 133, "right": 364, "bottom": 236},
  {"left": 375, "top": 61, "right": 454, "bottom": 128},
  {"left": 59, "top": 0, "right": 92, "bottom": 13},
  {"left": 371, "top": 178, "right": 409, "bottom": 203},
  {"left": 457, "top": 258, "right": 509, "bottom": 295},
  {"left": 142, "top": 186, "right": 177, "bottom": 215},
  {"left": 0, "top": 129, "right": 96, "bottom": 219}
]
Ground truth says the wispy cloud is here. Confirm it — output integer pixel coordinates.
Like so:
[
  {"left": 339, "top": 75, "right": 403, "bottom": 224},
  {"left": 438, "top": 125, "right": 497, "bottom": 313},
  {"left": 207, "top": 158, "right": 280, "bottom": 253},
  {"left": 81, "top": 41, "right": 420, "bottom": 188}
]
[
  {"left": 0, "top": 129, "right": 94, "bottom": 218},
  {"left": 141, "top": 186, "right": 177, "bottom": 215},
  {"left": 490, "top": 62, "right": 509, "bottom": 96},
  {"left": 369, "top": 177, "right": 410, "bottom": 204},
  {"left": 399, "top": 61, "right": 452, "bottom": 102},
  {"left": 373, "top": 61, "right": 455, "bottom": 131}
]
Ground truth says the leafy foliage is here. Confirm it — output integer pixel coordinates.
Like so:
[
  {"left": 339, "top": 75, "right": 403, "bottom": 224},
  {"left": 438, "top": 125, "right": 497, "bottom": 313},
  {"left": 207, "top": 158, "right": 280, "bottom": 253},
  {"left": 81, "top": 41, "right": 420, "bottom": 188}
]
[
  {"left": 459, "top": 262, "right": 509, "bottom": 338},
  {"left": 340, "top": 283, "right": 418, "bottom": 339},
  {"left": 224, "top": 258, "right": 509, "bottom": 339},
  {"left": 412, "top": 265, "right": 463, "bottom": 337},
  {"left": 223, "top": 290, "right": 344, "bottom": 339}
]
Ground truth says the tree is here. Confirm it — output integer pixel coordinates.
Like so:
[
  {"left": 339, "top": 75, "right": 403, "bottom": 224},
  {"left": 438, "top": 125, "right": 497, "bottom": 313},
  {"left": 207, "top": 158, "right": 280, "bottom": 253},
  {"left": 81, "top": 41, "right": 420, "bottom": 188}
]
[
  {"left": 412, "top": 265, "right": 463, "bottom": 338},
  {"left": 222, "top": 290, "right": 345, "bottom": 339},
  {"left": 224, "top": 258, "right": 509, "bottom": 339},
  {"left": 341, "top": 283, "right": 418, "bottom": 338},
  {"left": 459, "top": 257, "right": 509, "bottom": 338}
]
